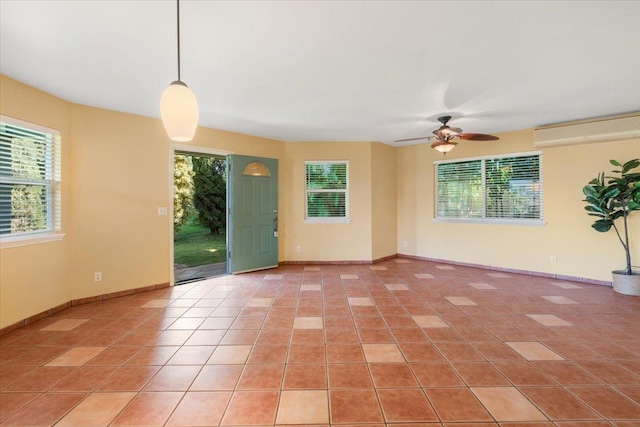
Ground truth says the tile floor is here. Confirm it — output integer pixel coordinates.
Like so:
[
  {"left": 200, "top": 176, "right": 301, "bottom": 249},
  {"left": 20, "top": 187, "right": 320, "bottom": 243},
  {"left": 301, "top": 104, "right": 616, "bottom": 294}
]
[{"left": 1, "top": 259, "right": 640, "bottom": 426}]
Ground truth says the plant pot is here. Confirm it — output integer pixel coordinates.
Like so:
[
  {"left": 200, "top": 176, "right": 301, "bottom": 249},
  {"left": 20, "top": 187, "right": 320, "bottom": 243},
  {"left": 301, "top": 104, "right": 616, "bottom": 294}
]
[{"left": 611, "top": 270, "right": 640, "bottom": 296}]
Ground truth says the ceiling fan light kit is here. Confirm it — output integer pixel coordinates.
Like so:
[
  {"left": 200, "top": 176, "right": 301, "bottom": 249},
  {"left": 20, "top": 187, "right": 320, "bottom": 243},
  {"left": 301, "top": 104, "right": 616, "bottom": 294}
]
[
  {"left": 160, "top": 0, "right": 199, "bottom": 142},
  {"left": 431, "top": 140, "right": 458, "bottom": 153}
]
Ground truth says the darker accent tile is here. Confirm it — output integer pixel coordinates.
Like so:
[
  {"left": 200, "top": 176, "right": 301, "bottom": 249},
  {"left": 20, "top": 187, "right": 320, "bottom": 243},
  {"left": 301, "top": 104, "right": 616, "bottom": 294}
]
[
  {"left": 221, "top": 391, "right": 279, "bottom": 425},
  {"left": 411, "top": 362, "right": 464, "bottom": 387},
  {"left": 98, "top": 365, "right": 160, "bottom": 391},
  {"left": 190, "top": 365, "right": 243, "bottom": 391},
  {"left": 398, "top": 342, "right": 444, "bottom": 362},
  {"left": 7, "top": 346, "right": 67, "bottom": 366},
  {"left": 328, "top": 364, "right": 373, "bottom": 388},
  {"left": 111, "top": 391, "right": 182, "bottom": 426},
  {"left": 283, "top": 364, "right": 327, "bottom": 389},
  {"left": 435, "top": 342, "right": 485, "bottom": 361},
  {"left": 0, "top": 365, "right": 36, "bottom": 389},
  {"left": 85, "top": 345, "right": 141, "bottom": 366},
  {"left": 426, "top": 388, "right": 494, "bottom": 422},
  {"left": 575, "top": 360, "right": 640, "bottom": 385},
  {"left": 534, "top": 361, "right": 600, "bottom": 385},
  {"left": 51, "top": 366, "right": 117, "bottom": 391},
  {"left": 369, "top": 363, "right": 419, "bottom": 388},
  {"left": 237, "top": 364, "right": 284, "bottom": 390},
  {"left": 0, "top": 392, "right": 40, "bottom": 422},
  {"left": 288, "top": 344, "right": 326, "bottom": 363},
  {"left": 1, "top": 392, "right": 86, "bottom": 426},
  {"left": 330, "top": 389, "right": 384, "bottom": 423},
  {"left": 4, "top": 366, "right": 76, "bottom": 391},
  {"left": 377, "top": 389, "right": 438, "bottom": 422},
  {"left": 167, "top": 345, "right": 215, "bottom": 365},
  {"left": 327, "top": 344, "right": 365, "bottom": 363},
  {"left": 143, "top": 365, "right": 200, "bottom": 391},
  {"left": 126, "top": 346, "right": 179, "bottom": 366},
  {"left": 472, "top": 341, "right": 523, "bottom": 360},
  {"left": 358, "top": 328, "right": 394, "bottom": 343},
  {"left": 453, "top": 362, "right": 511, "bottom": 386},
  {"left": 521, "top": 387, "right": 601, "bottom": 420},
  {"left": 492, "top": 361, "right": 557, "bottom": 386},
  {"left": 568, "top": 386, "right": 640, "bottom": 419},
  {"left": 166, "top": 391, "right": 231, "bottom": 426},
  {"left": 247, "top": 344, "right": 288, "bottom": 363},
  {"left": 291, "top": 329, "right": 325, "bottom": 344}
]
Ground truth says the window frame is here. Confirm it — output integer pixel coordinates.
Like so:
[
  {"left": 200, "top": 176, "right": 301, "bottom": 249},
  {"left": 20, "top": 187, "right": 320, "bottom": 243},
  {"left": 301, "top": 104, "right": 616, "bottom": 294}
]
[
  {"left": 0, "top": 115, "right": 64, "bottom": 248},
  {"left": 434, "top": 151, "right": 544, "bottom": 226},
  {"left": 304, "top": 160, "right": 350, "bottom": 224}
]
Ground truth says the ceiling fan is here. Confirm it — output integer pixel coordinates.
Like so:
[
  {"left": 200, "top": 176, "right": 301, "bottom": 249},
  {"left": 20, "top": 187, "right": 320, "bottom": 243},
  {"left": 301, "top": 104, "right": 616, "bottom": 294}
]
[{"left": 395, "top": 115, "right": 499, "bottom": 154}]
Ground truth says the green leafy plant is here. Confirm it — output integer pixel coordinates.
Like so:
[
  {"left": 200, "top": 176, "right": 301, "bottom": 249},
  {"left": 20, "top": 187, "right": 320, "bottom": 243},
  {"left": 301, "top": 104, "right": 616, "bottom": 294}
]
[{"left": 583, "top": 159, "right": 640, "bottom": 275}]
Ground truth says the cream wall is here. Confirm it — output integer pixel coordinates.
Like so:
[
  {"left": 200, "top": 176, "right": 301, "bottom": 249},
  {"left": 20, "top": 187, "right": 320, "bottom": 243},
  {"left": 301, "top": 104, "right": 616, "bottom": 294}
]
[
  {"left": 396, "top": 129, "right": 640, "bottom": 282},
  {"left": 371, "top": 142, "right": 397, "bottom": 260},
  {"left": 282, "top": 141, "right": 373, "bottom": 262}
]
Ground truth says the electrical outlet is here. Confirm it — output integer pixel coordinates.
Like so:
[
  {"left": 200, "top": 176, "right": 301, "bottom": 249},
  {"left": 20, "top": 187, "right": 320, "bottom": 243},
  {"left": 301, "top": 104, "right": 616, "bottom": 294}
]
[
  {"left": 550, "top": 256, "right": 557, "bottom": 264},
  {"left": 403, "top": 240, "right": 408, "bottom": 248},
  {"left": 94, "top": 272, "right": 102, "bottom": 282},
  {"left": 158, "top": 207, "right": 168, "bottom": 216},
  {"left": 296, "top": 246, "right": 301, "bottom": 253}
]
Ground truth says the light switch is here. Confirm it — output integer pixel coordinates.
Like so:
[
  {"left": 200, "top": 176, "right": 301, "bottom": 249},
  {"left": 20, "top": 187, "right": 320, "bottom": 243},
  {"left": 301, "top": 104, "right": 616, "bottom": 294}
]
[{"left": 158, "top": 207, "right": 168, "bottom": 216}]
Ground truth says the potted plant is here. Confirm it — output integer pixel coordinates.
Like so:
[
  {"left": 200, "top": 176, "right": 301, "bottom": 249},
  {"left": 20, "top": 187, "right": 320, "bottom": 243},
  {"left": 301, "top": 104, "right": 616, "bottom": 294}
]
[{"left": 583, "top": 158, "right": 640, "bottom": 295}]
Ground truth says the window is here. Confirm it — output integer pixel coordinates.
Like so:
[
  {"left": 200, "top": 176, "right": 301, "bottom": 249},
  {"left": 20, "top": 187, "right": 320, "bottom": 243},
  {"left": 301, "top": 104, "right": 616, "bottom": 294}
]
[
  {"left": 0, "top": 116, "right": 62, "bottom": 247},
  {"left": 305, "top": 161, "right": 349, "bottom": 222},
  {"left": 242, "top": 161, "right": 271, "bottom": 177},
  {"left": 435, "top": 152, "right": 542, "bottom": 224}
]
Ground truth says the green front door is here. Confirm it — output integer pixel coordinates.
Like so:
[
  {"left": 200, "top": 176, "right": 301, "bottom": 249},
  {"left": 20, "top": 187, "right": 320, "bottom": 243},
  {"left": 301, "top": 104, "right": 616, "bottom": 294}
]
[{"left": 227, "top": 155, "right": 278, "bottom": 273}]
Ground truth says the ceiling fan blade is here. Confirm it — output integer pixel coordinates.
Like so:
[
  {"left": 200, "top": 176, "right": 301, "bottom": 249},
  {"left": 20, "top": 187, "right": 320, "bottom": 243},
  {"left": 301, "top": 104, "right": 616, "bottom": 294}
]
[
  {"left": 394, "top": 135, "right": 435, "bottom": 143},
  {"left": 459, "top": 133, "right": 500, "bottom": 141}
]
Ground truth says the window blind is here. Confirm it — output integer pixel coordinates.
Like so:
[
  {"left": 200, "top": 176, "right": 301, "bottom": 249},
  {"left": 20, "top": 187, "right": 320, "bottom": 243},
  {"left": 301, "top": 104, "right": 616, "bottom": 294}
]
[
  {"left": 485, "top": 155, "right": 541, "bottom": 219},
  {"left": 305, "top": 161, "right": 348, "bottom": 218},
  {"left": 0, "top": 117, "right": 61, "bottom": 236},
  {"left": 436, "top": 160, "right": 482, "bottom": 218},
  {"left": 436, "top": 152, "right": 542, "bottom": 222}
]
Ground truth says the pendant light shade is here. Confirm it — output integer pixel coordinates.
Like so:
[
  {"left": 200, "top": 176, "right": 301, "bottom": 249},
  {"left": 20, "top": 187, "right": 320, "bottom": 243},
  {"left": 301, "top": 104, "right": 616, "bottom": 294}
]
[
  {"left": 161, "top": 0, "right": 198, "bottom": 142},
  {"left": 431, "top": 140, "right": 457, "bottom": 154},
  {"left": 161, "top": 81, "right": 199, "bottom": 141}
]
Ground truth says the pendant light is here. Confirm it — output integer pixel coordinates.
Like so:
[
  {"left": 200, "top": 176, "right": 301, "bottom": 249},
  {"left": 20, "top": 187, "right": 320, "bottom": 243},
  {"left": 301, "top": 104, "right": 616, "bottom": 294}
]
[{"left": 160, "top": 0, "right": 199, "bottom": 141}]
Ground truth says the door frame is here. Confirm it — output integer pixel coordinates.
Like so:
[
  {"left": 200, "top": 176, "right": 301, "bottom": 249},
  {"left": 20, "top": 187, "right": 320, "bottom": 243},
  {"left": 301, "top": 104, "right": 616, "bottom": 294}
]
[{"left": 169, "top": 143, "right": 233, "bottom": 286}]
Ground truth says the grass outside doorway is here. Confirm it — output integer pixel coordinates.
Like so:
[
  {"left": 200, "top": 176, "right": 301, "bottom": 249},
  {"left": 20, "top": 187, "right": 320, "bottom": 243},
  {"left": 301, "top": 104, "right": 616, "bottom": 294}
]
[{"left": 174, "top": 216, "right": 226, "bottom": 267}]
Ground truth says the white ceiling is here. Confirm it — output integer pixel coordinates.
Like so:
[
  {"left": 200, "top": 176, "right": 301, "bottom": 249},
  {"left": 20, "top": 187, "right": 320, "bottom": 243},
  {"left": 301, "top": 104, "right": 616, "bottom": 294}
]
[{"left": 1, "top": 1, "right": 639, "bottom": 145}]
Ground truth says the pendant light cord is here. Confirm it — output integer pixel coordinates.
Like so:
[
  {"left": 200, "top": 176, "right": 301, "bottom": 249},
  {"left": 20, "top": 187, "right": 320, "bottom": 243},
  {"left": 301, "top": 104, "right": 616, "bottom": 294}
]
[{"left": 176, "top": 0, "right": 181, "bottom": 82}]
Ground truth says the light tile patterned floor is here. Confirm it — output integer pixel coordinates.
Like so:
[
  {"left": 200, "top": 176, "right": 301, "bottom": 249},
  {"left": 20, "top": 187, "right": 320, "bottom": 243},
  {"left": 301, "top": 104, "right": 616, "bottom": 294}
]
[{"left": 1, "top": 259, "right": 640, "bottom": 426}]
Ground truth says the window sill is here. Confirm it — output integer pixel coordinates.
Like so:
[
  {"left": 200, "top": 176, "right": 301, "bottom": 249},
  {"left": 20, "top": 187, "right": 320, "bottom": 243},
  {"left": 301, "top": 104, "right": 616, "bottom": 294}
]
[
  {"left": 304, "top": 217, "right": 352, "bottom": 224},
  {"left": 433, "top": 218, "right": 545, "bottom": 227},
  {"left": 0, "top": 232, "right": 66, "bottom": 249}
]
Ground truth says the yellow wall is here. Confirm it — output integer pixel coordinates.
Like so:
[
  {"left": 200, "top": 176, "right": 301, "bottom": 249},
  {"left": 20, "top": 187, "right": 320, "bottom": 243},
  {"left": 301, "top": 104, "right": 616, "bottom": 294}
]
[
  {"left": 282, "top": 141, "right": 373, "bottom": 262},
  {"left": 0, "top": 76, "right": 72, "bottom": 327},
  {"left": 371, "top": 142, "right": 397, "bottom": 260},
  {"left": 396, "top": 129, "right": 640, "bottom": 282},
  {"left": 66, "top": 104, "right": 285, "bottom": 299},
  {"left": 0, "top": 76, "right": 284, "bottom": 327}
]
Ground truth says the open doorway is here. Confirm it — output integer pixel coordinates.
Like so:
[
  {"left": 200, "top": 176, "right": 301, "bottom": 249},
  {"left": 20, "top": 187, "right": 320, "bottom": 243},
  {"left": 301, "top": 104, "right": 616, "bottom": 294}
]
[{"left": 173, "top": 150, "right": 228, "bottom": 284}]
